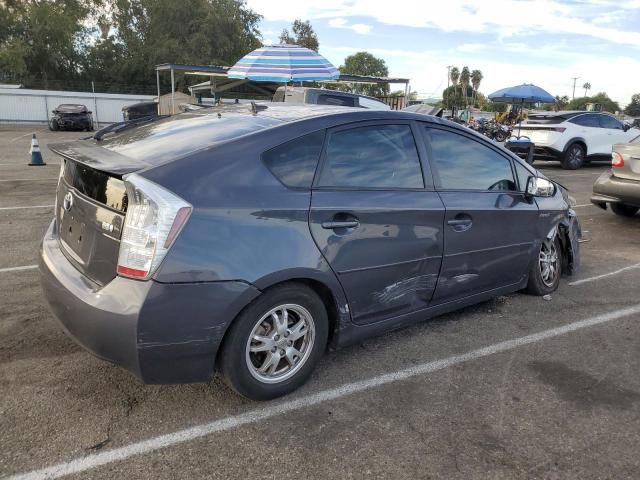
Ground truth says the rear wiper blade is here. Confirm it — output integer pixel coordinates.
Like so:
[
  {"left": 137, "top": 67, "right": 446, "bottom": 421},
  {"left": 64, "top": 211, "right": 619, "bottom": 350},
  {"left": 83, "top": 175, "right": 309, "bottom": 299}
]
[{"left": 93, "top": 115, "right": 170, "bottom": 141}]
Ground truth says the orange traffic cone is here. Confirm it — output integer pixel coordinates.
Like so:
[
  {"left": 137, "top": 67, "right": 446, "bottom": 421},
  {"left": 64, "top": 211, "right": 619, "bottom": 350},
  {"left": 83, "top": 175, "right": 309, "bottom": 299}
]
[{"left": 29, "top": 133, "right": 46, "bottom": 166}]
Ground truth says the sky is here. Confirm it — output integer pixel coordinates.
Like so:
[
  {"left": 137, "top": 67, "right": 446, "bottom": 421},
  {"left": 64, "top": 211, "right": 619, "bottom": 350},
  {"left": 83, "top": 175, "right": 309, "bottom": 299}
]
[{"left": 245, "top": 0, "right": 640, "bottom": 108}]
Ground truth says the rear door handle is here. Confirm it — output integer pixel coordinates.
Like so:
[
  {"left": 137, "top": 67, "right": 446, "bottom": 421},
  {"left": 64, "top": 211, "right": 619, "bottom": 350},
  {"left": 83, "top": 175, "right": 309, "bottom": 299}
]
[
  {"left": 447, "top": 219, "right": 471, "bottom": 226},
  {"left": 631, "top": 156, "right": 640, "bottom": 160},
  {"left": 321, "top": 220, "right": 360, "bottom": 229},
  {"left": 447, "top": 214, "right": 473, "bottom": 232}
]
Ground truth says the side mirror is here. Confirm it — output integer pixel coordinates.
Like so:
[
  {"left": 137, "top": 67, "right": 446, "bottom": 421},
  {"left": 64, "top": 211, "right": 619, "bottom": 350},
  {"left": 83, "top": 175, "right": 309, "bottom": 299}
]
[
  {"left": 52, "top": 110, "right": 57, "bottom": 114},
  {"left": 623, "top": 124, "right": 630, "bottom": 132},
  {"left": 526, "top": 176, "right": 555, "bottom": 197}
]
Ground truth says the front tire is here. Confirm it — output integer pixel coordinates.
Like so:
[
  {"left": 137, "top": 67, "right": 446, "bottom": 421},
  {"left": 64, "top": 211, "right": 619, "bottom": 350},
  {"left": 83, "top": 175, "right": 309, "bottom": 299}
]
[
  {"left": 526, "top": 237, "right": 562, "bottom": 296},
  {"left": 561, "top": 143, "right": 585, "bottom": 170},
  {"left": 610, "top": 203, "right": 639, "bottom": 217},
  {"left": 219, "top": 283, "right": 328, "bottom": 400}
]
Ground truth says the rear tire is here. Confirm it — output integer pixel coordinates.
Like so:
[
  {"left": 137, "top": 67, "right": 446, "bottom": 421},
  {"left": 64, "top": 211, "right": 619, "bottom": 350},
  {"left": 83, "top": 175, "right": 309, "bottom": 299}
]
[
  {"left": 526, "top": 237, "right": 562, "bottom": 296},
  {"left": 219, "top": 283, "right": 328, "bottom": 400},
  {"left": 610, "top": 203, "right": 639, "bottom": 217},
  {"left": 561, "top": 143, "right": 585, "bottom": 170}
]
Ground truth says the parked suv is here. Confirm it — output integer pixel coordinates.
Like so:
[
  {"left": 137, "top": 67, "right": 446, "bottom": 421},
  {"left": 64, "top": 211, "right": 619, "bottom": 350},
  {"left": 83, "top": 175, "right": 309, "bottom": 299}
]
[
  {"left": 518, "top": 111, "right": 636, "bottom": 169},
  {"left": 273, "top": 86, "right": 391, "bottom": 110},
  {"left": 40, "top": 104, "right": 580, "bottom": 400}
]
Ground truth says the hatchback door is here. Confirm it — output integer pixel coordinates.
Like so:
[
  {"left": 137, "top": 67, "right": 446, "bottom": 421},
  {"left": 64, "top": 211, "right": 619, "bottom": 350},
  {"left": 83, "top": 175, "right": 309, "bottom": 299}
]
[
  {"left": 419, "top": 126, "right": 539, "bottom": 304},
  {"left": 309, "top": 122, "right": 444, "bottom": 325}
]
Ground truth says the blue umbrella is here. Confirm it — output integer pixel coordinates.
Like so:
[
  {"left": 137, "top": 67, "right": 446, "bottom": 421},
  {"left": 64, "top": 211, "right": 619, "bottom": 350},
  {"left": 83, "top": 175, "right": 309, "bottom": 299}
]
[
  {"left": 227, "top": 44, "right": 340, "bottom": 83},
  {"left": 488, "top": 83, "right": 555, "bottom": 137},
  {"left": 488, "top": 83, "right": 555, "bottom": 103}
]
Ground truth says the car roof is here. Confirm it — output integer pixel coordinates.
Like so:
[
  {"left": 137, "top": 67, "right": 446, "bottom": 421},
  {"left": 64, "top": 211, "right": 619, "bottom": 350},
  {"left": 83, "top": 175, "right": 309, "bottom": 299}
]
[{"left": 192, "top": 102, "right": 455, "bottom": 125}]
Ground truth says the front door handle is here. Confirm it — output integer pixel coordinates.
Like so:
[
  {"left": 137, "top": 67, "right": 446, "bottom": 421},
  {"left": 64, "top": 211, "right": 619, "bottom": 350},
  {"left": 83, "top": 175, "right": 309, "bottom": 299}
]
[{"left": 321, "top": 220, "right": 359, "bottom": 229}]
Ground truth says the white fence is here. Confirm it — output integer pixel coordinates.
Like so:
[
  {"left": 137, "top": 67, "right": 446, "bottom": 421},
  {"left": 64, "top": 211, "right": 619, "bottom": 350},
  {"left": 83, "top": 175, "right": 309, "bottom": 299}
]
[{"left": 0, "top": 88, "right": 155, "bottom": 126}]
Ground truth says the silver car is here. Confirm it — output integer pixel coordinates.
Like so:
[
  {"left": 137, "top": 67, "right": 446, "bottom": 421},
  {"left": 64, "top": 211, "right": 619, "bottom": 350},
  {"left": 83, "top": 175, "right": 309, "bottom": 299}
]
[{"left": 592, "top": 134, "right": 640, "bottom": 216}]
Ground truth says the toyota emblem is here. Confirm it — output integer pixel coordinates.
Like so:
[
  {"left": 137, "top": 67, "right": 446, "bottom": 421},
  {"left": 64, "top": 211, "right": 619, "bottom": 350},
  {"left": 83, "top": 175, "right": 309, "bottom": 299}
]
[{"left": 63, "top": 192, "right": 73, "bottom": 212}]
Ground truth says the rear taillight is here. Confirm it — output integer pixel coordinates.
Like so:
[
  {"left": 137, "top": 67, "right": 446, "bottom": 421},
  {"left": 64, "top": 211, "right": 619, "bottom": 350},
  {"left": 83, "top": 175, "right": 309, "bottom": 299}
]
[
  {"left": 117, "top": 174, "right": 192, "bottom": 280},
  {"left": 612, "top": 152, "right": 625, "bottom": 167}
]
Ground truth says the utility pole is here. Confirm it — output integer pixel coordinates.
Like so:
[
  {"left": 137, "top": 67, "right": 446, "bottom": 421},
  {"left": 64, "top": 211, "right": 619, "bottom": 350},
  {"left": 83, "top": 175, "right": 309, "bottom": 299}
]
[{"left": 571, "top": 76, "right": 580, "bottom": 101}]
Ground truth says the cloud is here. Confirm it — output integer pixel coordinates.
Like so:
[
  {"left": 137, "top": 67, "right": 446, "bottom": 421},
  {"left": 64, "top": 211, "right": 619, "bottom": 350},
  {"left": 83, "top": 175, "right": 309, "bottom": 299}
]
[
  {"left": 328, "top": 18, "right": 373, "bottom": 34},
  {"left": 246, "top": 0, "right": 640, "bottom": 46},
  {"left": 457, "top": 43, "right": 486, "bottom": 53}
]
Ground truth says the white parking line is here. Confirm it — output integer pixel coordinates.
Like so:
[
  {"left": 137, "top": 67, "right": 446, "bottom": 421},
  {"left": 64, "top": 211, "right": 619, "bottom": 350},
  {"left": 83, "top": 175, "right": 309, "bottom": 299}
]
[
  {"left": 8, "top": 304, "right": 640, "bottom": 480},
  {"left": 0, "top": 205, "right": 54, "bottom": 211},
  {"left": 0, "top": 265, "right": 38, "bottom": 274},
  {"left": 573, "top": 203, "right": 593, "bottom": 208},
  {"left": 569, "top": 263, "right": 640, "bottom": 286}
]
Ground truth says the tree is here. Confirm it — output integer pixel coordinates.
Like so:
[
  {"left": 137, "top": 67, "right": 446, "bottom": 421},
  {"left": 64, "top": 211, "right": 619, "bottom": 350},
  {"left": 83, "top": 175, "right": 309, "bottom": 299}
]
[
  {"left": 471, "top": 69, "right": 483, "bottom": 106},
  {"left": 583, "top": 82, "right": 591, "bottom": 97},
  {"left": 567, "top": 92, "right": 620, "bottom": 113},
  {"left": 548, "top": 95, "right": 569, "bottom": 111},
  {"left": 460, "top": 66, "right": 470, "bottom": 105},
  {"left": 624, "top": 94, "right": 640, "bottom": 117},
  {"left": 338, "top": 51, "right": 389, "bottom": 97},
  {"left": 0, "top": 0, "right": 263, "bottom": 93},
  {"left": 0, "top": 0, "right": 91, "bottom": 89},
  {"left": 279, "top": 19, "right": 319, "bottom": 51}
]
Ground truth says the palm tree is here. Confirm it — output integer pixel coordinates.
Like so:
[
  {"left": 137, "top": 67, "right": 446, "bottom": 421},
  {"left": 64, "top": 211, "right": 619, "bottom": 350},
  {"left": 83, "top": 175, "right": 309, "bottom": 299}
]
[
  {"left": 471, "top": 69, "right": 483, "bottom": 106},
  {"left": 460, "top": 66, "right": 470, "bottom": 106},
  {"left": 583, "top": 82, "right": 591, "bottom": 97},
  {"left": 449, "top": 67, "right": 460, "bottom": 109}
]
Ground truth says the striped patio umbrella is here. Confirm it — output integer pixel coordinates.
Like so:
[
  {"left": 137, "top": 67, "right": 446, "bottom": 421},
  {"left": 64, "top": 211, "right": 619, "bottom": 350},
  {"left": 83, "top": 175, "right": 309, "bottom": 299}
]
[{"left": 227, "top": 44, "right": 340, "bottom": 83}]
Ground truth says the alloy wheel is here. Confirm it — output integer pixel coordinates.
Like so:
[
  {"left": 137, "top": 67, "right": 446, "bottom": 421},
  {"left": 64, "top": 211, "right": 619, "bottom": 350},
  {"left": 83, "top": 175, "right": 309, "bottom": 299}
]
[
  {"left": 539, "top": 241, "right": 559, "bottom": 287},
  {"left": 245, "top": 304, "right": 316, "bottom": 384}
]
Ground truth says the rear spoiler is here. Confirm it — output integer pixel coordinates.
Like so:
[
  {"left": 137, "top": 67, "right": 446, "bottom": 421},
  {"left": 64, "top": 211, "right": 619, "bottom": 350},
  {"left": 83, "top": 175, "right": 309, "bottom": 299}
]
[{"left": 48, "top": 141, "right": 154, "bottom": 176}]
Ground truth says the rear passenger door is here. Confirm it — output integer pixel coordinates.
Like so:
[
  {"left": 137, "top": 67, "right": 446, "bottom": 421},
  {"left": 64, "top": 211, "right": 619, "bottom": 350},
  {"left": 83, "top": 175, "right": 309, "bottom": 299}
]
[
  {"left": 309, "top": 122, "right": 445, "bottom": 325},
  {"left": 569, "top": 114, "right": 606, "bottom": 154},
  {"left": 419, "top": 126, "right": 539, "bottom": 304}
]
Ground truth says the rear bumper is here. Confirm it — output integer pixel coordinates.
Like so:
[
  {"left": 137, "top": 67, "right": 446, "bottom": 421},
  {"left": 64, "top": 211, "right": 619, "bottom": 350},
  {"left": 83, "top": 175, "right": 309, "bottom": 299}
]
[
  {"left": 591, "top": 171, "right": 640, "bottom": 208},
  {"left": 39, "top": 219, "right": 261, "bottom": 383}
]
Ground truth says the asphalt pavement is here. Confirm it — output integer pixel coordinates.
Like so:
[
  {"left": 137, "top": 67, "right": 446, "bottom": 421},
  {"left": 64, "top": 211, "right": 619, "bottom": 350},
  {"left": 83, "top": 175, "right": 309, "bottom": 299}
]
[{"left": 0, "top": 126, "right": 638, "bottom": 480}]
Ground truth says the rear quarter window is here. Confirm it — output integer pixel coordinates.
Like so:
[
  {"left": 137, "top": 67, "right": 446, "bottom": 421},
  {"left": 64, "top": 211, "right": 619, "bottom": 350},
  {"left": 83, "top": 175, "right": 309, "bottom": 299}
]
[{"left": 262, "top": 131, "right": 325, "bottom": 188}]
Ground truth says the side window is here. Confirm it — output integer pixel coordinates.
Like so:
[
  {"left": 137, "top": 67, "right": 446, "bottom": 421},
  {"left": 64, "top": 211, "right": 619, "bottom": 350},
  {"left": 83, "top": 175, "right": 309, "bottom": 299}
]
[
  {"left": 317, "top": 95, "right": 356, "bottom": 107},
  {"left": 263, "top": 131, "right": 325, "bottom": 188},
  {"left": 598, "top": 115, "right": 623, "bottom": 130},
  {"left": 318, "top": 124, "right": 424, "bottom": 189},
  {"left": 513, "top": 160, "right": 534, "bottom": 192},
  {"left": 424, "top": 127, "right": 517, "bottom": 191},
  {"left": 570, "top": 114, "right": 600, "bottom": 127}
]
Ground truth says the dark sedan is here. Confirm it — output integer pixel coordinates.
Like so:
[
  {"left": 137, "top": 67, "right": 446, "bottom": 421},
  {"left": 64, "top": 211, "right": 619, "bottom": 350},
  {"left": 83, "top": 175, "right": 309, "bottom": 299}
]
[
  {"left": 39, "top": 104, "right": 581, "bottom": 400},
  {"left": 49, "top": 104, "right": 94, "bottom": 131}
]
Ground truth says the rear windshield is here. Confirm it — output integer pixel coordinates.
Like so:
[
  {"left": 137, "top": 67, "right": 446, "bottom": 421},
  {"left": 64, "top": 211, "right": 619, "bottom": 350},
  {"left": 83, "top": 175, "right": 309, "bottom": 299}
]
[
  {"left": 63, "top": 159, "right": 128, "bottom": 212},
  {"left": 99, "top": 112, "right": 282, "bottom": 162}
]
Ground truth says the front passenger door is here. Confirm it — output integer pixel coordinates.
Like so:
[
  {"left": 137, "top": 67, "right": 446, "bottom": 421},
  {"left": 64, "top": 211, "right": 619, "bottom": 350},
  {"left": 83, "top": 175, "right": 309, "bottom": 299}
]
[{"left": 420, "top": 126, "right": 539, "bottom": 304}]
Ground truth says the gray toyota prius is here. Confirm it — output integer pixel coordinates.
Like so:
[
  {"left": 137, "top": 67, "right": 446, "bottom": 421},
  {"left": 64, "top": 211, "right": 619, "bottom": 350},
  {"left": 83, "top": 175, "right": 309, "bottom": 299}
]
[{"left": 40, "top": 104, "right": 581, "bottom": 400}]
